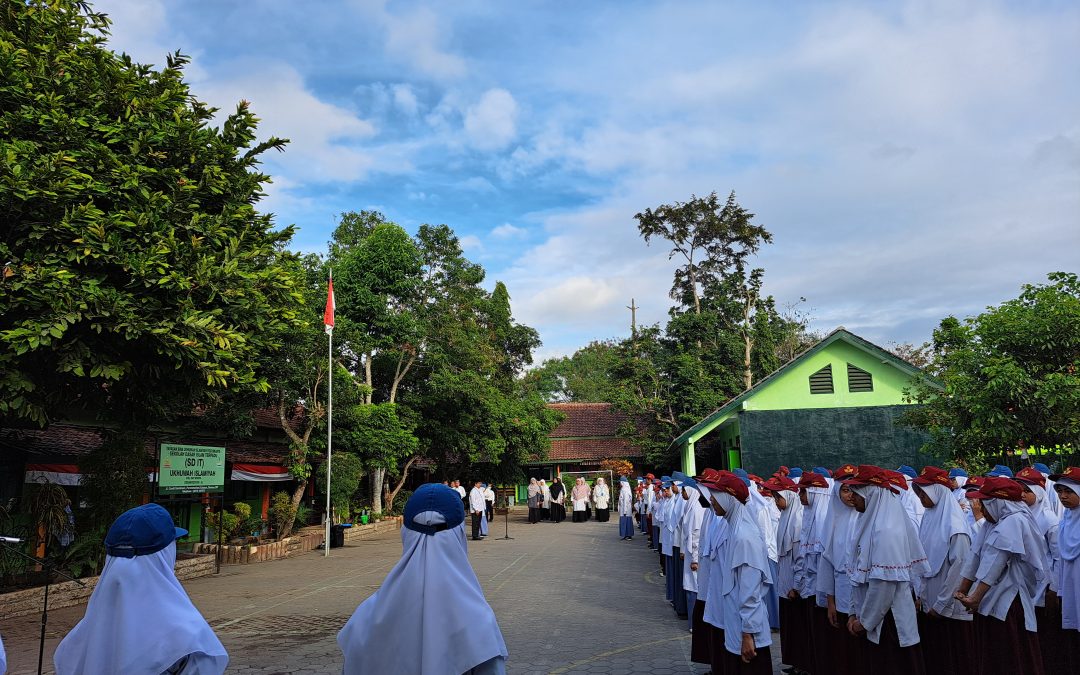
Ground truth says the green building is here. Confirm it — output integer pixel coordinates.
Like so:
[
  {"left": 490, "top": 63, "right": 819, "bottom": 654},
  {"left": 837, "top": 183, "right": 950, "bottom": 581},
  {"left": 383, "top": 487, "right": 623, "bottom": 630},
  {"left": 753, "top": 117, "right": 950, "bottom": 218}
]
[{"left": 674, "top": 328, "right": 940, "bottom": 475}]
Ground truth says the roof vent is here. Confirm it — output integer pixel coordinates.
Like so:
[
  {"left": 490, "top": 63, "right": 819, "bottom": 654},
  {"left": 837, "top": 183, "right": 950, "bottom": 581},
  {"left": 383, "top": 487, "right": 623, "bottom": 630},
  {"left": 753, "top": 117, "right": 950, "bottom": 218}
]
[
  {"left": 847, "top": 363, "right": 873, "bottom": 392},
  {"left": 809, "top": 364, "right": 834, "bottom": 394}
]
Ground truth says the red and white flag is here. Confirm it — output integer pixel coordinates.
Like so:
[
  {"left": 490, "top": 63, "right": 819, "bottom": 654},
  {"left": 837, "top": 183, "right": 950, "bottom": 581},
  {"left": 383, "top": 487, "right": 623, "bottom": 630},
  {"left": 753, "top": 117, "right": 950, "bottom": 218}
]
[{"left": 323, "top": 276, "right": 335, "bottom": 334}]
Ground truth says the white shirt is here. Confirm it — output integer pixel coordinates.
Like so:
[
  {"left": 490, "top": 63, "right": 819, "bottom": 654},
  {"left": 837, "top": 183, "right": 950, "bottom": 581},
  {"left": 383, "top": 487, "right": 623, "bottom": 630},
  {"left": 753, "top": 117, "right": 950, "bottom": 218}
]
[
  {"left": 469, "top": 488, "right": 486, "bottom": 514},
  {"left": 681, "top": 496, "right": 707, "bottom": 592},
  {"left": 454, "top": 485, "right": 467, "bottom": 499},
  {"left": 483, "top": 488, "right": 495, "bottom": 502}
]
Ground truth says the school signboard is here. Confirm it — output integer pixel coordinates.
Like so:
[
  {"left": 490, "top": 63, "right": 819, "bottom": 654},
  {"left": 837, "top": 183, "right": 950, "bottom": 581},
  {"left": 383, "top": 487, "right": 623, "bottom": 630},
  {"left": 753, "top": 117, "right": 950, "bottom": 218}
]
[{"left": 158, "top": 443, "right": 226, "bottom": 495}]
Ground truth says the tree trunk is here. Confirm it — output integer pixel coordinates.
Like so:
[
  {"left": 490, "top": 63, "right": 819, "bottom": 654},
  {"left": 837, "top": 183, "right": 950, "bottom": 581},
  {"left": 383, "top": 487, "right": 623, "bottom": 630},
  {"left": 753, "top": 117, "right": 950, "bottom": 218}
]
[
  {"left": 364, "top": 352, "right": 373, "bottom": 405},
  {"left": 279, "top": 478, "right": 307, "bottom": 538},
  {"left": 370, "top": 467, "right": 385, "bottom": 514},
  {"left": 384, "top": 456, "right": 418, "bottom": 513},
  {"left": 743, "top": 334, "right": 753, "bottom": 390}
]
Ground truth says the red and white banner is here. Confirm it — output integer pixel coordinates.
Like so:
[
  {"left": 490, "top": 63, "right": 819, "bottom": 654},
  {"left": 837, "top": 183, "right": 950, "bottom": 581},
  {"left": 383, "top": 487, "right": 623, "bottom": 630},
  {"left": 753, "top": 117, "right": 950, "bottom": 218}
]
[
  {"left": 25, "top": 463, "right": 82, "bottom": 486},
  {"left": 323, "top": 276, "right": 335, "bottom": 334},
  {"left": 231, "top": 463, "right": 291, "bottom": 482}
]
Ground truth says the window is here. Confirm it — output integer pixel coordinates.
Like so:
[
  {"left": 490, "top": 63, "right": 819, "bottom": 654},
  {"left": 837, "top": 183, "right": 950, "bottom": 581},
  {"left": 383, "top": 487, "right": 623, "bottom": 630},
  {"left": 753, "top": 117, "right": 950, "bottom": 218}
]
[
  {"left": 809, "top": 364, "right": 834, "bottom": 394},
  {"left": 847, "top": 363, "right": 874, "bottom": 392}
]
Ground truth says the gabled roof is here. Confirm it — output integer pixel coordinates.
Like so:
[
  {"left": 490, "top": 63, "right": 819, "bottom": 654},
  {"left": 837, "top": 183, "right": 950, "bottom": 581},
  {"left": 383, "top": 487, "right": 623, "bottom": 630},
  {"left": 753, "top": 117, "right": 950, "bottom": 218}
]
[
  {"left": 548, "top": 402, "right": 629, "bottom": 438},
  {"left": 671, "top": 327, "right": 940, "bottom": 447}
]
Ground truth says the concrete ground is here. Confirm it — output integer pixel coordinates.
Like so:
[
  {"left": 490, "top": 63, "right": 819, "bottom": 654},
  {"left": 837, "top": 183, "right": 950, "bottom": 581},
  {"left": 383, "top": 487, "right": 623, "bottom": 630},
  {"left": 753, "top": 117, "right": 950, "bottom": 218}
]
[{"left": 0, "top": 510, "right": 782, "bottom": 674}]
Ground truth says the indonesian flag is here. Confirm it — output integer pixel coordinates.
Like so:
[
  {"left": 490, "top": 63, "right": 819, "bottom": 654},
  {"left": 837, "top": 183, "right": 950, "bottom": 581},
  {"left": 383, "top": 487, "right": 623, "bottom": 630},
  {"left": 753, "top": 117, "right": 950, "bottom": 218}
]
[{"left": 324, "top": 276, "right": 335, "bottom": 334}]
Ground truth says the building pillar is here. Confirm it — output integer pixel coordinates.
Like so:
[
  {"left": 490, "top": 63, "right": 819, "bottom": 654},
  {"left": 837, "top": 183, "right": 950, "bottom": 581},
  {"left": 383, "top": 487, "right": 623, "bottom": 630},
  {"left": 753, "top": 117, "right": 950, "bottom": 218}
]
[{"left": 683, "top": 440, "right": 697, "bottom": 476}]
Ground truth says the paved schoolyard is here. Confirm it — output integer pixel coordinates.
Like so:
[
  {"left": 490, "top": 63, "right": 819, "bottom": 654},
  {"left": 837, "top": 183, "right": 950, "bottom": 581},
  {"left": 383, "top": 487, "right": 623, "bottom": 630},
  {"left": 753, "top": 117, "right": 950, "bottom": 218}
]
[{"left": 1, "top": 510, "right": 781, "bottom": 674}]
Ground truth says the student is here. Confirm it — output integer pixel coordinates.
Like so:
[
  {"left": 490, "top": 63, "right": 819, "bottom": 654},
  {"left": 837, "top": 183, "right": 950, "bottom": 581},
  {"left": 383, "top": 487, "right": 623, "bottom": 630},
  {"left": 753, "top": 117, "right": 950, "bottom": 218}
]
[
  {"left": 618, "top": 476, "right": 634, "bottom": 539},
  {"left": 1034, "top": 462, "right": 1065, "bottom": 518},
  {"left": 793, "top": 470, "right": 831, "bottom": 674},
  {"left": 1051, "top": 467, "right": 1080, "bottom": 670},
  {"left": 955, "top": 476, "right": 1047, "bottom": 675},
  {"left": 949, "top": 468, "right": 975, "bottom": 527},
  {"left": 911, "top": 466, "right": 974, "bottom": 675},
  {"left": 816, "top": 463, "right": 866, "bottom": 675},
  {"left": 54, "top": 504, "right": 228, "bottom": 675},
  {"left": 841, "top": 465, "right": 929, "bottom": 675},
  {"left": 667, "top": 474, "right": 690, "bottom": 618},
  {"left": 680, "top": 474, "right": 708, "bottom": 631},
  {"left": 339, "top": 484, "right": 508, "bottom": 674},
  {"left": 701, "top": 470, "right": 774, "bottom": 674},
  {"left": 895, "top": 465, "right": 925, "bottom": 528},
  {"left": 539, "top": 479, "right": 551, "bottom": 521},
  {"left": 571, "top": 478, "right": 590, "bottom": 523},
  {"left": 469, "top": 480, "right": 486, "bottom": 541},
  {"left": 771, "top": 472, "right": 808, "bottom": 674},
  {"left": 656, "top": 480, "right": 671, "bottom": 576},
  {"left": 1, "top": 630, "right": 7, "bottom": 675},
  {"left": 484, "top": 483, "right": 496, "bottom": 522},
  {"left": 592, "top": 477, "right": 611, "bottom": 522},
  {"left": 1016, "top": 466, "right": 1065, "bottom": 671},
  {"left": 689, "top": 469, "right": 722, "bottom": 664},
  {"left": 453, "top": 479, "right": 468, "bottom": 512}
]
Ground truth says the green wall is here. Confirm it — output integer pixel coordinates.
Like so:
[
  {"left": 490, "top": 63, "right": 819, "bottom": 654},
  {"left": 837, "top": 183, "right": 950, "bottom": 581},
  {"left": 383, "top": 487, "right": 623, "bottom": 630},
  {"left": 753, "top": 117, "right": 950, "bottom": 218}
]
[
  {"left": 746, "top": 340, "right": 918, "bottom": 411},
  {"left": 738, "top": 405, "right": 935, "bottom": 474}
]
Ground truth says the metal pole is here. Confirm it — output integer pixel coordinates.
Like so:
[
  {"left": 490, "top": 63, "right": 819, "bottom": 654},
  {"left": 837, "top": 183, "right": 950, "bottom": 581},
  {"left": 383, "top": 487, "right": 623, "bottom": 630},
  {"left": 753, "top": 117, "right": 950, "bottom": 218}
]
[{"left": 325, "top": 327, "right": 332, "bottom": 556}]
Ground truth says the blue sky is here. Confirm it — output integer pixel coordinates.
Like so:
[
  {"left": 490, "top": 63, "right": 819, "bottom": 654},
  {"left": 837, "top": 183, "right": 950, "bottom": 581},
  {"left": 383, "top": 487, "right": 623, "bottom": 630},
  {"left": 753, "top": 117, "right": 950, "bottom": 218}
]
[{"left": 96, "top": 0, "right": 1079, "bottom": 362}]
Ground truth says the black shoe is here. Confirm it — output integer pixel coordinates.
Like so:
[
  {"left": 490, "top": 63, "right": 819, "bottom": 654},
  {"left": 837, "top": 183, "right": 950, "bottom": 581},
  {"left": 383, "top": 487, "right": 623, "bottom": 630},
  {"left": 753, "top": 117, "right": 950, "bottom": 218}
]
[{"left": 472, "top": 537, "right": 481, "bottom": 541}]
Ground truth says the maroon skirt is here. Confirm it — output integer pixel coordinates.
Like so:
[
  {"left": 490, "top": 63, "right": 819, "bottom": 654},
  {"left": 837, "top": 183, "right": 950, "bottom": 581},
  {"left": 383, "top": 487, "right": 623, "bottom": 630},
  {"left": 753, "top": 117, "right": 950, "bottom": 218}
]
[
  {"left": 1036, "top": 602, "right": 1069, "bottom": 672},
  {"left": 917, "top": 611, "right": 974, "bottom": 675},
  {"left": 718, "top": 644, "right": 774, "bottom": 675},
  {"left": 690, "top": 599, "right": 712, "bottom": 664},
  {"left": 862, "top": 611, "right": 926, "bottom": 675},
  {"left": 779, "top": 596, "right": 813, "bottom": 670},
  {"left": 972, "top": 599, "right": 1044, "bottom": 675},
  {"left": 708, "top": 624, "right": 727, "bottom": 675},
  {"left": 810, "top": 603, "right": 832, "bottom": 675},
  {"left": 824, "top": 610, "right": 869, "bottom": 675}
]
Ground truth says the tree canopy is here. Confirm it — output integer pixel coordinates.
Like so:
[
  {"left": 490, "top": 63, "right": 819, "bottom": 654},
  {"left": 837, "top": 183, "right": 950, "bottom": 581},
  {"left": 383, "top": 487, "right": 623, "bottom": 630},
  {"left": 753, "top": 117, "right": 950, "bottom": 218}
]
[
  {"left": 905, "top": 273, "right": 1080, "bottom": 469},
  {"left": 0, "top": 1, "right": 301, "bottom": 425}
]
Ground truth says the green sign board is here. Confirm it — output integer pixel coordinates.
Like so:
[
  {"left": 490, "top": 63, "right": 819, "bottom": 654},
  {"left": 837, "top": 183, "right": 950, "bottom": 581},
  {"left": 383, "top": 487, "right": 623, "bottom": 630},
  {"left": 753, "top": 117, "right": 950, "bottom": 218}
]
[{"left": 158, "top": 443, "right": 226, "bottom": 495}]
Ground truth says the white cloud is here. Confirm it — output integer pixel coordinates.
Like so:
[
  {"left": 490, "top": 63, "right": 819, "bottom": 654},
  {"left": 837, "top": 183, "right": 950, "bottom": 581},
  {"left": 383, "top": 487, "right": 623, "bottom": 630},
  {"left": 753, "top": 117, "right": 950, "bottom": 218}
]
[
  {"left": 391, "top": 84, "right": 420, "bottom": 116},
  {"left": 491, "top": 223, "right": 525, "bottom": 239},
  {"left": 464, "top": 89, "right": 519, "bottom": 151},
  {"left": 459, "top": 234, "right": 484, "bottom": 253},
  {"left": 355, "top": 0, "right": 467, "bottom": 80}
]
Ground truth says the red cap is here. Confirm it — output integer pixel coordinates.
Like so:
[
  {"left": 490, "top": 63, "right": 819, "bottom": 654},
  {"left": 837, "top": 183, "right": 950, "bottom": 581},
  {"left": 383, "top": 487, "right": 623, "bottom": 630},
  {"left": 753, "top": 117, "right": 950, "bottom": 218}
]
[
  {"left": 833, "top": 464, "right": 858, "bottom": 480},
  {"left": 763, "top": 475, "right": 798, "bottom": 493},
  {"left": 748, "top": 473, "right": 764, "bottom": 484},
  {"left": 704, "top": 471, "right": 749, "bottom": 504},
  {"left": 883, "top": 469, "right": 910, "bottom": 491},
  {"left": 694, "top": 468, "right": 723, "bottom": 484},
  {"left": 840, "top": 465, "right": 901, "bottom": 494},
  {"left": 1050, "top": 467, "right": 1080, "bottom": 482},
  {"left": 967, "top": 476, "right": 1024, "bottom": 501},
  {"left": 798, "top": 471, "right": 829, "bottom": 489},
  {"left": 912, "top": 466, "right": 951, "bottom": 488},
  {"left": 964, "top": 475, "right": 987, "bottom": 492},
  {"left": 777, "top": 466, "right": 790, "bottom": 476},
  {"left": 1014, "top": 467, "right": 1046, "bottom": 489},
  {"left": 645, "top": 473, "right": 655, "bottom": 480}
]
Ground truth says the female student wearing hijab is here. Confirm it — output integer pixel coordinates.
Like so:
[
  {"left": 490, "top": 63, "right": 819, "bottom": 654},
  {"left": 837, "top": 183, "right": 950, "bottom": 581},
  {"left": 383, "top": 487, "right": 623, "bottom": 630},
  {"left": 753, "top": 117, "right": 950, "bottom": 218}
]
[
  {"left": 549, "top": 478, "right": 566, "bottom": 523},
  {"left": 592, "top": 477, "right": 611, "bottom": 522},
  {"left": 815, "top": 464, "right": 867, "bottom": 675},
  {"left": 680, "top": 474, "right": 708, "bottom": 631},
  {"left": 700, "top": 471, "right": 774, "bottom": 675},
  {"left": 1051, "top": 467, "right": 1080, "bottom": 670},
  {"left": 955, "top": 476, "right": 1047, "bottom": 675},
  {"left": 771, "top": 472, "right": 808, "bottom": 674},
  {"left": 618, "top": 476, "right": 634, "bottom": 539},
  {"left": 54, "top": 504, "right": 228, "bottom": 675},
  {"left": 539, "top": 479, "right": 552, "bottom": 521},
  {"left": 840, "top": 465, "right": 930, "bottom": 675},
  {"left": 1016, "top": 466, "right": 1066, "bottom": 671},
  {"left": 339, "top": 484, "right": 508, "bottom": 675},
  {"left": 571, "top": 478, "right": 590, "bottom": 523},
  {"left": 910, "top": 466, "right": 974, "bottom": 675},
  {"left": 793, "top": 470, "right": 831, "bottom": 674},
  {"left": 527, "top": 478, "right": 541, "bottom": 524},
  {"left": 689, "top": 469, "right": 722, "bottom": 665}
]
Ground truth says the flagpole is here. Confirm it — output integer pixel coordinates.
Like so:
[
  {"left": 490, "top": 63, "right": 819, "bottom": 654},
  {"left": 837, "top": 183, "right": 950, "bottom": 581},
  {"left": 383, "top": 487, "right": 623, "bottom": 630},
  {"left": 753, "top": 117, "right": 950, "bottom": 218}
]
[{"left": 325, "top": 272, "right": 333, "bottom": 557}]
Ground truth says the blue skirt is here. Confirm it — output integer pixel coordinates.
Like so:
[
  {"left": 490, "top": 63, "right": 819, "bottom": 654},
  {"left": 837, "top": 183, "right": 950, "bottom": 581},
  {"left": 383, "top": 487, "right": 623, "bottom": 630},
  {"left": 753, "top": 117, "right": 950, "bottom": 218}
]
[
  {"left": 619, "top": 515, "right": 634, "bottom": 538},
  {"left": 767, "top": 559, "right": 780, "bottom": 629}
]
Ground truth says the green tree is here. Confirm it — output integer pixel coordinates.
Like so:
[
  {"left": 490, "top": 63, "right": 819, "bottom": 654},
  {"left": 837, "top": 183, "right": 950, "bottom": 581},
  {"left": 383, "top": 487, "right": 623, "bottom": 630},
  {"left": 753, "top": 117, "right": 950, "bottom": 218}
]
[
  {"left": 524, "top": 340, "right": 622, "bottom": 402},
  {"left": 316, "top": 451, "right": 364, "bottom": 523},
  {"left": 906, "top": 273, "right": 1080, "bottom": 467},
  {"left": 0, "top": 1, "right": 301, "bottom": 427}
]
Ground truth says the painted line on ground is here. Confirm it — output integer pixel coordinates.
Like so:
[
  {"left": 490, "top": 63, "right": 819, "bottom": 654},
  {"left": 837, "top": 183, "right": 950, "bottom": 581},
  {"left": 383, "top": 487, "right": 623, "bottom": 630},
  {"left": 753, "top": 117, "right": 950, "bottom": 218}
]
[{"left": 547, "top": 634, "right": 690, "bottom": 674}]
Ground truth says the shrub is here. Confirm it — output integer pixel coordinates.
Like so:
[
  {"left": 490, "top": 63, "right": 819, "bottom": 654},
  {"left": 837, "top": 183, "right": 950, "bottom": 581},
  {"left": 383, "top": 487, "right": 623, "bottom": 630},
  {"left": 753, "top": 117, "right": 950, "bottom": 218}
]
[{"left": 269, "top": 491, "right": 298, "bottom": 537}]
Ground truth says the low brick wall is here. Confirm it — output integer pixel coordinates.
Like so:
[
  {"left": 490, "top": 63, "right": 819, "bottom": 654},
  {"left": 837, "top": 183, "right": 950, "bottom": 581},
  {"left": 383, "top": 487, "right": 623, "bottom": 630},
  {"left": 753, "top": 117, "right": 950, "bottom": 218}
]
[
  {"left": 0, "top": 552, "right": 216, "bottom": 620},
  {"left": 192, "top": 530, "right": 324, "bottom": 564},
  {"left": 341, "top": 516, "right": 402, "bottom": 542}
]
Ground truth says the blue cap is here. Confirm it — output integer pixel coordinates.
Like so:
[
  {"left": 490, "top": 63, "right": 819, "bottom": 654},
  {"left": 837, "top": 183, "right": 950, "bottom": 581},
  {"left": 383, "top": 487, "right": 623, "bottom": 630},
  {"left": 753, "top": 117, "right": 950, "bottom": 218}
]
[
  {"left": 404, "top": 483, "right": 465, "bottom": 535},
  {"left": 1033, "top": 463, "right": 1050, "bottom": 475},
  {"left": 682, "top": 476, "right": 698, "bottom": 489},
  {"left": 813, "top": 466, "right": 833, "bottom": 478},
  {"left": 948, "top": 468, "right": 968, "bottom": 478},
  {"left": 661, "top": 475, "right": 672, "bottom": 483},
  {"left": 672, "top": 471, "right": 689, "bottom": 484},
  {"left": 733, "top": 468, "right": 749, "bottom": 479},
  {"left": 105, "top": 504, "right": 187, "bottom": 558},
  {"left": 897, "top": 465, "right": 917, "bottom": 478},
  {"left": 986, "top": 464, "right": 1014, "bottom": 478},
  {"left": 788, "top": 467, "right": 803, "bottom": 478},
  {"left": 620, "top": 475, "right": 629, "bottom": 483}
]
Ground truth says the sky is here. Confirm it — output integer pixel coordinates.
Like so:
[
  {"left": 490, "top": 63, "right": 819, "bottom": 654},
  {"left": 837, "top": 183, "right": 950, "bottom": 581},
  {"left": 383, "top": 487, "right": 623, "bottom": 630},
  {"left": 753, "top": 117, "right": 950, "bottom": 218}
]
[{"left": 94, "top": 0, "right": 1080, "bottom": 363}]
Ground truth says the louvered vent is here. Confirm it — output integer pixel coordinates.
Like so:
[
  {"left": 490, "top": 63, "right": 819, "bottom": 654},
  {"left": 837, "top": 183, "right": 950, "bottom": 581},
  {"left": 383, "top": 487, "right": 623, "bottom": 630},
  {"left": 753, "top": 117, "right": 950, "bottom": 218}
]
[
  {"left": 847, "top": 363, "right": 874, "bottom": 392},
  {"left": 809, "top": 364, "right": 833, "bottom": 394}
]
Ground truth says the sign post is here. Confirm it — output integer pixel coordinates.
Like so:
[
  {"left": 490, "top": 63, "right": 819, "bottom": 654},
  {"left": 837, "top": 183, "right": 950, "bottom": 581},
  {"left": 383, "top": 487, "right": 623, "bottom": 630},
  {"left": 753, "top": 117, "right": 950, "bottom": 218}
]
[{"left": 158, "top": 444, "right": 226, "bottom": 495}]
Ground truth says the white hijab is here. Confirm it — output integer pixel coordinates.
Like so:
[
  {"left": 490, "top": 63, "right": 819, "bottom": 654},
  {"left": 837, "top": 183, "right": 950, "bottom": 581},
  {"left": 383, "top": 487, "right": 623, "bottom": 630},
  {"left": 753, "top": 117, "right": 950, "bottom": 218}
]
[
  {"left": 776, "top": 487, "right": 804, "bottom": 558},
  {"left": 53, "top": 542, "right": 227, "bottom": 675},
  {"left": 338, "top": 511, "right": 507, "bottom": 675},
  {"left": 848, "top": 485, "right": 929, "bottom": 584},
  {"left": 716, "top": 492, "right": 772, "bottom": 594},
  {"left": 980, "top": 498, "right": 1048, "bottom": 590},
  {"left": 820, "top": 483, "right": 859, "bottom": 574},
  {"left": 1025, "top": 484, "right": 1060, "bottom": 537},
  {"left": 917, "top": 483, "right": 971, "bottom": 575},
  {"left": 798, "top": 485, "right": 831, "bottom": 555},
  {"left": 1057, "top": 480, "right": 1080, "bottom": 562}
]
